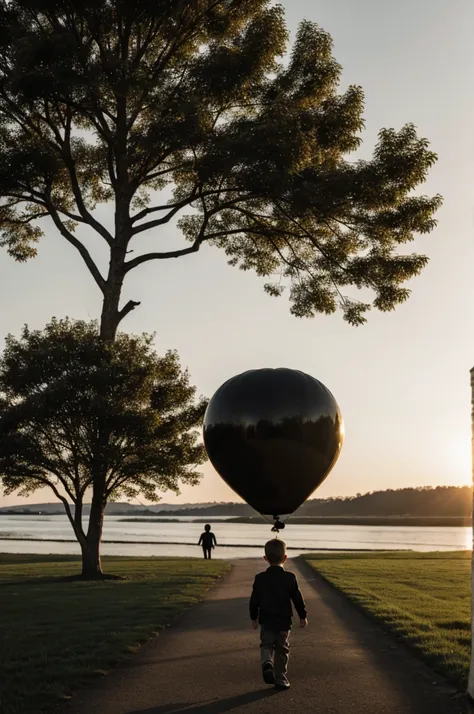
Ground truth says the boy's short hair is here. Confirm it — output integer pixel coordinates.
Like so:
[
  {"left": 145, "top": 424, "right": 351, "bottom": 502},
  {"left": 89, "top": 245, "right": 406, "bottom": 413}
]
[
  {"left": 204, "top": 523, "right": 211, "bottom": 531},
  {"left": 265, "top": 539, "right": 287, "bottom": 565}
]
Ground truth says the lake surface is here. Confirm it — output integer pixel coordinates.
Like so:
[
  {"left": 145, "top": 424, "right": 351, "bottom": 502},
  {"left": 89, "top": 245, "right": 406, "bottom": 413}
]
[{"left": 0, "top": 515, "right": 471, "bottom": 559}]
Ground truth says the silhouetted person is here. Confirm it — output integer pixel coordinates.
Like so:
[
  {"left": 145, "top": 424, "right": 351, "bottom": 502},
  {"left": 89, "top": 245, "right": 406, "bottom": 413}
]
[
  {"left": 198, "top": 523, "right": 217, "bottom": 559},
  {"left": 249, "top": 539, "right": 307, "bottom": 689}
]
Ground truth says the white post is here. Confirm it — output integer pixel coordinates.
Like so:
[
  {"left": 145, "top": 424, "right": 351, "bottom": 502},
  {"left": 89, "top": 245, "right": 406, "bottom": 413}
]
[{"left": 468, "top": 367, "right": 474, "bottom": 700}]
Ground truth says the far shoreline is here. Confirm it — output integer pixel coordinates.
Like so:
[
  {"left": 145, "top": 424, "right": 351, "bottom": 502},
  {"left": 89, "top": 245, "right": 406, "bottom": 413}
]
[
  {"left": 1, "top": 513, "right": 470, "bottom": 527},
  {"left": 118, "top": 515, "right": 473, "bottom": 527}
]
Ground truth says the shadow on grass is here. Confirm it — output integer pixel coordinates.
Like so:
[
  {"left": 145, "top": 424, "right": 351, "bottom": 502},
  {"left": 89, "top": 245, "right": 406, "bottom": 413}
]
[
  {"left": 1, "top": 573, "right": 124, "bottom": 586},
  {"left": 130, "top": 689, "right": 280, "bottom": 714}
]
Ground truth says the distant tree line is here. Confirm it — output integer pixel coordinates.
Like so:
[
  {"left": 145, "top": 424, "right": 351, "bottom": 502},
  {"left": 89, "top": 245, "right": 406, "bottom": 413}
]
[
  {"left": 155, "top": 486, "right": 472, "bottom": 518},
  {"left": 3, "top": 485, "right": 470, "bottom": 519}
]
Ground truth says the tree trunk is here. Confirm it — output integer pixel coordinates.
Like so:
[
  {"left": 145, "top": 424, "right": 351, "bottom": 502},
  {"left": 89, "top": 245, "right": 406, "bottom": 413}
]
[
  {"left": 99, "top": 186, "right": 131, "bottom": 343},
  {"left": 468, "top": 368, "right": 474, "bottom": 700},
  {"left": 81, "top": 535, "right": 102, "bottom": 578},
  {"left": 100, "top": 278, "right": 123, "bottom": 342},
  {"left": 81, "top": 499, "right": 105, "bottom": 578},
  {"left": 90, "top": 276, "right": 121, "bottom": 578},
  {"left": 91, "top": 236, "right": 129, "bottom": 574}
]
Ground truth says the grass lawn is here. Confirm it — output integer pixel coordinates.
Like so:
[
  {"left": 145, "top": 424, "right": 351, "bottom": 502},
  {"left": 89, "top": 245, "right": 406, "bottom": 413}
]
[
  {"left": 304, "top": 551, "right": 471, "bottom": 688},
  {"left": 0, "top": 553, "right": 229, "bottom": 714}
]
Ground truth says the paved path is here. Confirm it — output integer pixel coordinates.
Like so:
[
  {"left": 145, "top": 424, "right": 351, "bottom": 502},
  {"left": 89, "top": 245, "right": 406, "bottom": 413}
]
[{"left": 64, "top": 559, "right": 466, "bottom": 714}]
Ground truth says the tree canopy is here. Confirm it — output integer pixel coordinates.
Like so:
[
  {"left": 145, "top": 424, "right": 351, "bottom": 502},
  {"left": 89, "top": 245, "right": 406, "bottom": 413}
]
[
  {"left": 0, "top": 0, "right": 442, "bottom": 337},
  {"left": 0, "top": 318, "right": 206, "bottom": 574}
]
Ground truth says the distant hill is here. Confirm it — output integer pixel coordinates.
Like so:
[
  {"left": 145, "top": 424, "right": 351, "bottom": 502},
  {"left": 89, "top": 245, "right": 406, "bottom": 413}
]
[
  {"left": 0, "top": 501, "right": 220, "bottom": 515},
  {"left": 309, "top": 485, "right": 472, "bottom": 517},
  {"left": 150, "top": 486, "right": 473, "bottom": 518},
  {"left": 1, "top": 486, "right": 471, "bottom": 517}
]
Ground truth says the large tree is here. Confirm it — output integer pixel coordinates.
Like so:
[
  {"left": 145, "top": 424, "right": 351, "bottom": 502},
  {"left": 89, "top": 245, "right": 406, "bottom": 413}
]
[
  {"left": 0, "top": 0, "right": 441, "bottom": 340},
  {"left": 0, "top": 319, "right": 206, "bottom": 576}
]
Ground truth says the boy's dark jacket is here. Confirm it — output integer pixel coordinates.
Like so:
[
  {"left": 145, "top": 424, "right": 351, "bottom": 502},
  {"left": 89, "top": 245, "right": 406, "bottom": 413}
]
[
  {"left": 198, "top": 531, "right": 216, "bottom": 549},
  {"left": 249, "top": 565, "right": 307, "bottom": 630}
]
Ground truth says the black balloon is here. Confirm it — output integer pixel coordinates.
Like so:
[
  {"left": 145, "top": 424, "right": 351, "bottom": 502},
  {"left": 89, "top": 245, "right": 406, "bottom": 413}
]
[{"left": 203, "top": 368, "right": 343, "bottom": 520}]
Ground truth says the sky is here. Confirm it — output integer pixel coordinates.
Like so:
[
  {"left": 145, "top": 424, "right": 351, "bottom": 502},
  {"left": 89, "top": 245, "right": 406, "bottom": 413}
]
[{"left": 1, "top": 0, "right": 473, "bottom": 507}]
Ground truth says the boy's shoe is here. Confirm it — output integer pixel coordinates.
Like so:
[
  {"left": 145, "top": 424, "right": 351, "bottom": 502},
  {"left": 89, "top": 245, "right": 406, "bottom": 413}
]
[
  {"left": 275, "top": 676, "right": 290, "bottom": 690},
  {"left": 262, "top": 661, "right": 275, "bottom": 685}
]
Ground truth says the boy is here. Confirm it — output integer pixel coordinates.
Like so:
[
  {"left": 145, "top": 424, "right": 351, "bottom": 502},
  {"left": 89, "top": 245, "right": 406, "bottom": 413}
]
[
  {"left": 249, "top": 539, "right": 307, "bottom": 690},
  {"left": 198, "top": 523, "right": 217, "bottom": 559}
]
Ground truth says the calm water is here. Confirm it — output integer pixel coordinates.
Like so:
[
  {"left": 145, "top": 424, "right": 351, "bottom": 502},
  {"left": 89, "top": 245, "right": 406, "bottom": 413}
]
[{"left": 0, "top": 515, "right": 471, "bottom": 559}]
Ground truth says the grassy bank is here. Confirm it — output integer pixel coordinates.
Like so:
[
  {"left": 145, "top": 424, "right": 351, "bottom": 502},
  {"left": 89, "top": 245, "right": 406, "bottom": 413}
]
[
  {"left": 0, "top": 554, "right": 229, "bottom": 714},
  {"left": 305, "top": 551, "right": 471, "bottom": 688}
]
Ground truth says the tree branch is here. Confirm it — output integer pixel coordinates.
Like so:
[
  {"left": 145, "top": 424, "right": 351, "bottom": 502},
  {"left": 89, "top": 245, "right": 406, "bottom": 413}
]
[
  {"left": 274, "top": 202, "right": 349, "bottom": 276},
  {"left": 68, "top": 21, "right": 117, "bottom": 141},
  {"left": 131, "top": 190, "right": 200, "bottom": 231},
  {"left": 273, "top": 203, "right": 376, "bottom": 303},
  {"left": 124, "top": 226, "right": 267, "bottom": 272},
  {"left": 131, "top": 204, "right": 189, "bottom": 235},
  {"left": 61, "top": 109, "right": 114, "bottom": 246},
  {"left": 118, "top": 299, "right": 141, "bottom": 322},
  {"left": 105, "top": 472, "right": 133, "bottom": 498},
  {"left": 127, "top": 199, "right": 214, "bottom": 270},
  {"left": 31, "top": 474, "right": 86, "bottom": 542},
  {"left": 139, "top": 162, "right": 188, "bottom": 183},
  {"left": 124, "top": 242, "right": 203, "bottom": 270},
  {"left": 130, "top": 187, "right": 248, "bottom": 226},
  {"left": 45, "top": 197, "right": 106, "bottom": 292},
  {"left": 27, "top": 428, "right": 79, "bottom": 504},
  {"left": 1, "top": 92, "right": 114, "bottom": 246},
  {"left": 5, "top": 211, "right": 48, "bottom": 225}
]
